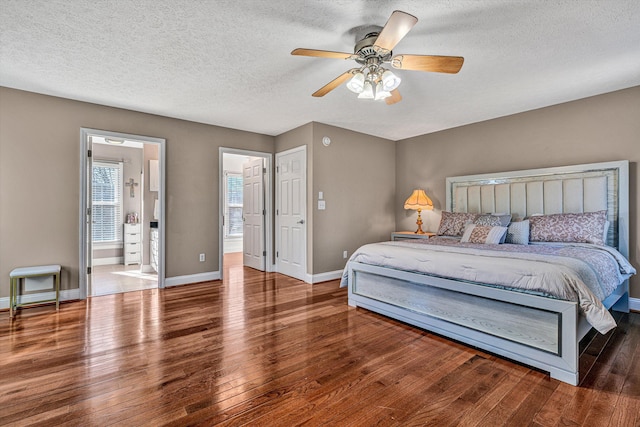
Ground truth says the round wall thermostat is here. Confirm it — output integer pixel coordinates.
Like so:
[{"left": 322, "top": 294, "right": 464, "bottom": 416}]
[{"left": 322, "top": 136, "right": 331, "bottom": 146}]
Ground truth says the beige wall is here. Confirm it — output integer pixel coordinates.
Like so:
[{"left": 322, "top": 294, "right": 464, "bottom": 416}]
[
  {"left": 0, "top": 87, "right": 273, "bottom": 297},
  {"left": 275, "top": 122, "right": 395, "bottom": 275},
  {"left": 2, "top": 84, "right": 637, "bottom": 298},
  {"left": 311, "top": 123, "right": 395, "bottom": 273},
  {"left": 396, "top": 86, "right": 640, "bottom": 297}
]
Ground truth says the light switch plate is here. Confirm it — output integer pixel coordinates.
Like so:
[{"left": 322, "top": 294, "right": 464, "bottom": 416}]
[{"left": 318, "top": 200, "right": 326, "bottom": 210}]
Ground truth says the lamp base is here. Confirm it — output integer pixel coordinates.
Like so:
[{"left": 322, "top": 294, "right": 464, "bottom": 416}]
[{"left": 414, "top": 209, "right": 426, "bottom": 234}]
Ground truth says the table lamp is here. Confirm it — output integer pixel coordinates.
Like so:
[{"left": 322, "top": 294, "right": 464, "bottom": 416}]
[{"left": 404, "top": 189, "right": 433, "bottom": 234}]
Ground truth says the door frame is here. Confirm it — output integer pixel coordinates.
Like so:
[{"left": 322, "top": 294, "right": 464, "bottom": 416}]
[
  {"left": 79, "top": 128, "right": 166, "bottom": 299},
  {"left": 219, "top": 147, "right": 273, "bottom": 280},
  {"left": 275, "top": 145, "right": 307, "bottom": 282}
]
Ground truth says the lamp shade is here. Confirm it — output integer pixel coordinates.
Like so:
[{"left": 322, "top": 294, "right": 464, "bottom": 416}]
[
  {"left": 404, "top": 189, "right": 433, "bottom": 211},
  {"left": 374, "top": 81, "right": 391, "bottom": 100},
  {"left": 381, "top": 69, "right": 401, "bottom": 91},
  {"left": 346, "top": 72, "right": 365, "bottom": 93},
  {"left": 358, "top": 81, "right": 374, "bottom": 99}
]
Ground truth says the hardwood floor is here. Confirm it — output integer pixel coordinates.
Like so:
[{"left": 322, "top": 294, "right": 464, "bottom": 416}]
[{"left": 1, "top": 256, "right": 638, "bottom": 426}]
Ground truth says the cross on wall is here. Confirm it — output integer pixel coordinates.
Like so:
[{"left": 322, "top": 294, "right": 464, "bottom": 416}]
[{"left": 125, "top": 178, "right": 138, "bottom": 197}]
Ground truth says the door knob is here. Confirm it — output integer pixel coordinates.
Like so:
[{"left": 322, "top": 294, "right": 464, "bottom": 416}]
[{"left": 297, "top": 219, "right": 305, "bottom": 224}]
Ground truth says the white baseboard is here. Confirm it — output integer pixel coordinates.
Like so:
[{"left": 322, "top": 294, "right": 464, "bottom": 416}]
[
  {"left": 311, "top": 270, "right": 343, "bottom": 284},
  {"left": 92, "top": 257, "right": 123, "bottom": 266},
  {"left": 140, "top": 264, "right": 157, "bottom": 274},
  {"left": 0, "top": 288, "right": 81, "bottom": 310},
  {"left": 630, "top": 297, "right": 640, "bottom": 312},
  {"left": 164, "top": 271, "right": 220, "bottom": 287}
]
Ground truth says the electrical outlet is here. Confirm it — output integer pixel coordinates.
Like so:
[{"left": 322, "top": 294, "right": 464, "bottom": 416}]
[
  {"left": 343, "top": 250, "right": 348, "bottom": 259},
  {"left": 199, "top": 253, "right": 205, "bottom": 262}
]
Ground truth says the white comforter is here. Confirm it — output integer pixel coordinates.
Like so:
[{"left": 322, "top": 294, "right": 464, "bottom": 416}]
[{"left": 340, "top": 240, "right": 636, "bottom": 334}]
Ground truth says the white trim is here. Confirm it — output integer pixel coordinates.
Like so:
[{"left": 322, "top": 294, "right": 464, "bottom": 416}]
[
  {"left": 80, "top": 128, "right": 167, "bottom": 300},
  {"left": 630, "top": 297, "right": 640, "bottom": 312},
  {"left": 92, "top": 257, "right": 124, "bottom": 266},
  {"left": 311, "top": 270, "right": 343, "bottom": 284},
  {"left": 165, "top": 271, "right": 220, "bottom": 287},
  {"left": 0, "top": 288, "right": 80, "bottom": 310},
  {"left": 219, "top": 148, "right": 274, "bottom": 280}
]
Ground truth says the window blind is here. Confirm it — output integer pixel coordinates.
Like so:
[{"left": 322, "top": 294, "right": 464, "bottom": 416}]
[
  {"left": 225, "top": 173, "right": 243, "bottom": 237},
  {"left": 92, "top": 161, "right": 123, "bottom": 242}
]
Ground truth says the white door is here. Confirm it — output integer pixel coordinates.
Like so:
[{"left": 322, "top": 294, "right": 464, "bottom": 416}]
[
  {"left": 86, "top": 143, "right": 93, "bottom": 296},
  {"left": 276, "top": 147, "right": 306, "bottom": 281},
  {"left": 243, "top": 158, "right": 265, "bottom": 270}
]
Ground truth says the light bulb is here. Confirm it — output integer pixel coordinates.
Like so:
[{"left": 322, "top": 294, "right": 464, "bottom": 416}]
[
  {"left": 346, "top": 72, "right": 365, "bottom": 93},
  {"left": 358, "top": 81, "right": 374, "bottom": 99},
  {"left": 374, "top": 81, "right": 391, "bottom": 100},
  {"left": 381, "top": 69, "right": 401, "bottom": 91}
]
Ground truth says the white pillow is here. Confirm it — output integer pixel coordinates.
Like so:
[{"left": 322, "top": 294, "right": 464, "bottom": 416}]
[
  {"left": 461, "top": 224, "right": 508, "bottom": 244},
  {"left": 505, "top": 220, "right": 530, "bottom": 245}
]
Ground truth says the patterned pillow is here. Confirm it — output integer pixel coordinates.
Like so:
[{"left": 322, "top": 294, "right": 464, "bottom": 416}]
[
  {"left": 474, "top": 215, "right": 502, "bottom": 227},
  {"left": 475, "top": 214, "right": 512, "bottom": 243},
  {"left": 437, "top": 212, "right": 479, "bottom": 236},
  {"left": 505, "top": 220, "right": 530, "bottom": 245},
  {"left": 461, "top": 224, "right": 508, "bottom": 244},
  {"left": 529, "top": 210, "right": 607, "bottom": 245}
]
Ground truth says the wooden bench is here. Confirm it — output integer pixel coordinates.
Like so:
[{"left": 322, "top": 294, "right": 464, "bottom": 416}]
[{"left": 9, "top": 265, "right": 61, "bottom": 318}]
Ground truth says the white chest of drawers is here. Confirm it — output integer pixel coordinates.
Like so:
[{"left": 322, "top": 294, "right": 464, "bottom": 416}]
[
  {"left": 124, "top": 223, "right": 142, "bottom": 265},
  {"left": 150, "top": 228, "right": 159, "bottom": 272}
]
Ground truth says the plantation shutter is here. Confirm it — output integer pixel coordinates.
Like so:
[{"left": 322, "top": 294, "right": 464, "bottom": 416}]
[
  {"left": 92, "top": 161, "right": 123, "bottom": 242},
  {"left": 225, "top": 172, "right": 243, "bottom": 237}
]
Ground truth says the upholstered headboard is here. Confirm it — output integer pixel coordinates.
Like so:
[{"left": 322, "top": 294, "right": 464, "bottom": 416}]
[{"left": 445, "top": 161, "right": 629, "bottom": 256}]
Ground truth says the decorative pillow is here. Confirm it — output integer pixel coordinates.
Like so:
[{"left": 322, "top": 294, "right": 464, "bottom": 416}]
[
  {"left": 528, "top": 210, "right": 607, "bottom": 245},
  {"left": 505, "top": 220, "right": 530, "bottom": 245},
  {"left": 461, "top": 224, "right": 508, "bottom": 244},
  {"left": 474, "top": 215, "right": 502, "bottom": 227},
  {"left": 437, "top": 212, "right": 479, "bottom": 237},
  {"left": 475, "top": 214, "right": 512, "bottom": 243},
  {"left": 476, "top": 213, "right": 512, "bottom": 227}
]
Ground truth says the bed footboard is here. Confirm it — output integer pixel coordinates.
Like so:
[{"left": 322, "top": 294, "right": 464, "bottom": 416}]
[{"left": 347, "top": 261, "right": 582, "bottom": 385}]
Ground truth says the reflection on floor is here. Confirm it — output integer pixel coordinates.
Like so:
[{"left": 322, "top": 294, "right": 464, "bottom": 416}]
[
  {"left": 91, "top": 264, "right": 157, "bottom": 296},
  {"left": 92, "top": 253, "right": 245, "bottom": 297},
  {"left": 224, "top": 252, "right": 243, "bottom": 275}
]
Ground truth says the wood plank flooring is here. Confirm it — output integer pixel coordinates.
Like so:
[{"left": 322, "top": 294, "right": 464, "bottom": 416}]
[{"left": 1, "top": 255, "right": 639, "bottom": 426}]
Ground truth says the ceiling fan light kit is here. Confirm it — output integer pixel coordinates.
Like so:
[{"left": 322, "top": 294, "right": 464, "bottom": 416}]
[{"left": 292, "top": 10, "right": 464, "bottom": 105}]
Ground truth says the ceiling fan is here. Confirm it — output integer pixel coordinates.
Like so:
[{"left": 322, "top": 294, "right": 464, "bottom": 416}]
[{"left": 291, "top": 10, "right": 464, "bottom": 105}]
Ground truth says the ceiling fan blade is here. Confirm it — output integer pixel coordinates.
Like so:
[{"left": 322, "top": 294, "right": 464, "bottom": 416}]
[
  {"left": 385, "top": 89, "right": 402, "bottom": 105},
  {"left": 291, "top": 48, "right": 354, "bottom": 60},
  {"left": 391, "top": 54, "right": 464, "bottom": 74},
  {"left": 312, "top": 70, "right": 355, "bottom": 97},
  {"left": 374, "top": 10, "right": 418, "bottom": 53}
]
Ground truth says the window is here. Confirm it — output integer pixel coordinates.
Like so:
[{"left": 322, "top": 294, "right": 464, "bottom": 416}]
[
  {"left": 225, "top": 172, "right": 243, "bottom": 238},
  {"left": 92, "top": 161, "right": 123, "bottom": 243}
]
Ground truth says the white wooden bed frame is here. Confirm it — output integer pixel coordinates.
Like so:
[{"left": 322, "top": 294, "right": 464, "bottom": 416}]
[{"left": 347, "top": 160, "right": 630, "bottom": 385}]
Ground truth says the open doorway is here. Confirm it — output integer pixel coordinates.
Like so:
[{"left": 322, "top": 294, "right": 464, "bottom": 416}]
[
  {"left": 219, "top": 148, "right": 272, "bottom": 278},
  {"left": 80, "top": 129, "right": 165, "bottom": 299}
]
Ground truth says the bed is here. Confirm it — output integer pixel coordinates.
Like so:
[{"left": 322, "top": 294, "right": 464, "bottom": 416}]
[{"left": 341, "top": 160, "right": 635, "bottom": 385}]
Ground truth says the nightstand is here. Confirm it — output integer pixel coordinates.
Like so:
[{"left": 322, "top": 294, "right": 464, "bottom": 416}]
[{"left": 391, "top": 231, "right": 436, "bottom": 241}]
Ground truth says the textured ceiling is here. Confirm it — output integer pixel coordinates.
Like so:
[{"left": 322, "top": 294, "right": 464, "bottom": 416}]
[{"left": 1, "top": 0, "right": 639, "bottom": 141}]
